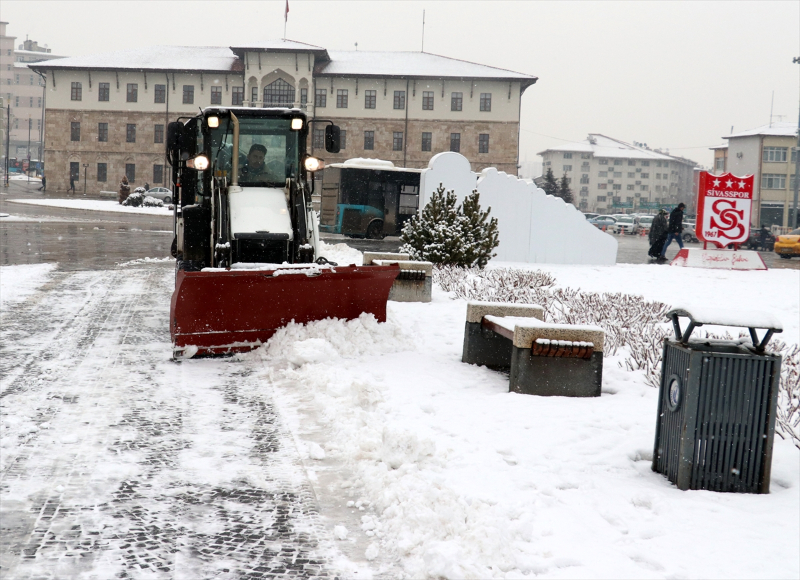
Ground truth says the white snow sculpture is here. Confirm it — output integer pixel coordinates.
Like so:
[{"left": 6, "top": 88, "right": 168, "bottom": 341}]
[{"left": 418, "top": 152, "right": 617, "bottom": 265}]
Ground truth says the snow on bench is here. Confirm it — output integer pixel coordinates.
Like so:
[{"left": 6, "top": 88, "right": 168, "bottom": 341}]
[{"left": 482, "top": 315, "right": 605, "bottom": 353}]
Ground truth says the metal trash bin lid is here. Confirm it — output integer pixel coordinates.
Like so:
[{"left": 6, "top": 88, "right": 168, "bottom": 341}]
[{"left": 666, "top": 306, "right": 782, "bottom": 352}]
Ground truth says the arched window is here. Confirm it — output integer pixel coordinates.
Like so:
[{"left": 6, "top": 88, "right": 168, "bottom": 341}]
[{"left": 263, "top": 79, "right": 295, "bottom": 107}]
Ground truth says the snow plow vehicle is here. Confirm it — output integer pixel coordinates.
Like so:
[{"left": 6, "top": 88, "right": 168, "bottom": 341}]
[{"left": 167, "top": 107, "right": 399, "bottom": 357}]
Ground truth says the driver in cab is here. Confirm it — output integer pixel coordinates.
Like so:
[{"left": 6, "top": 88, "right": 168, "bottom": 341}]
[{"left": 239, "top": 144, "right": 280, "bottom": 182}]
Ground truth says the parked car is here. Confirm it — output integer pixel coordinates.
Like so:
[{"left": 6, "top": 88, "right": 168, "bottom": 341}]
[
  {"left": 744, "top": 228, "right": 776, "bottom": 251},
  {"left": 638, "top": 215, "right": 654, "bottom": 234},
  {"left": 774, "top": 228, "right": 800, "bottom": 259},
  {"left": 145, "top": 187, "right": 174, "bottom": 204},
  {"left": 610, "top": 215, "right": 640, "bottom": 235},
  {"left": 583, "top": 212, "right": 599, "bottom": 220},
  {"left": 682, "top": 221, "right": 699, "bottom": 243},
  {"left": 589, "top": 216, "right": 617, "bottom": 230}
]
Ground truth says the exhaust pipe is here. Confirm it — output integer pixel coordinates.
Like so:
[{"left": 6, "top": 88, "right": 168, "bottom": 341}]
[{"left": 230, "top": 111, "right": 239, "bottom": 186}]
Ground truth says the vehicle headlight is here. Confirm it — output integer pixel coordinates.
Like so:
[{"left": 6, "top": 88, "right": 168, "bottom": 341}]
[
  {"left": 304, "top": 156, "right": 324, "bottom": 172},
  {"left": 187, "top": 155, "right": 209, "bottom": 171},
  {"left": 291, "top": 118, "right": 303, "bottom": 130},
  {"left": 207, "top": 116, "right": 220, "bottom": 128}
]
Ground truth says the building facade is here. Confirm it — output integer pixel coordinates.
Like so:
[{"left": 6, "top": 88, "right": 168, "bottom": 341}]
[
  {"left": 538, "top": 134, "right": 698, "bottom": 214},
  {"left": 31, "top": 40, "right": 537, "bottom": 192},
  {"left": 715, "top": 122, "right": 798, "bottom": 227},
  {"left": 0, "top": 22, "right": 65, "bottom": 166}
]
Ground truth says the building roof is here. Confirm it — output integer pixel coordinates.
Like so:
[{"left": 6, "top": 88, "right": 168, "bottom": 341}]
[
  {"left": 230, "top": 39, "right": 327, "bottom": 53},
  {"left": 318, "top": 50, "right": 537, "bottom": 88},
  {"left": 538, "top": 134, "right": 692, "bottom": 162},
  {"left": 29, "top": 46, "right": 239, "bottom": 74},
  {"left": 709, "top": 144, "right": 728, "bottom": 150},
  {"left": 724, "top": 121, "right": 798, "bottom": 139}
]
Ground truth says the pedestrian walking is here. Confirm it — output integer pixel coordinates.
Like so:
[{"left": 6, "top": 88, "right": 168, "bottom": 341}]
[
  {"left": 69, "top": 174, "right": 76, "bottom": 193},
  {"left": 38, "top": 175, "right": 46, "bottom": 192},
  {"left": 118, "top": 175, "right": 131, "bottom": 204},
  {"left": 144, "top": 182, "right": 150, "bottom": 192},
  {"left": 647, "top": 209, "right": 668, "bottom": 259},
  {"left": 658, "top": 203, "right": 686, "bottom": 262}
]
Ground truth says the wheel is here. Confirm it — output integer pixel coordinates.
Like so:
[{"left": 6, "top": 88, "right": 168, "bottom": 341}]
[
  {"left": 682, "top": 233, "right": 693, "bottom": 243},
  {"left": 779, "top": 254, "right": 792, "bottom": 259},
  {"left": 366, "top": 221, "right": 385, "bottom": 240},
  {"left": 163, "top": 196, "right": 172, "bottom": 204}
]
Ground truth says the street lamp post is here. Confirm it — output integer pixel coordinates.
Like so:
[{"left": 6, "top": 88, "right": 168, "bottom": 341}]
[
  {"left": 27, "top": 118, "right": 31, "bottom": 184},
  {"left": 83, "top": 163, "right": 88, "bottom": 195}
]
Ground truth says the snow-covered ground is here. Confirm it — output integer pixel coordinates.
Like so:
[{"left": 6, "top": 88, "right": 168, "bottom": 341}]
[
  {"left": 8, "top": 198, "right": 173, "bottom": 216},
  {"left": 0, "top": 263, "right": 56, "bottom": 308},
  {"left": 1, "top": 257, "right": 797, "bottom": 579}
]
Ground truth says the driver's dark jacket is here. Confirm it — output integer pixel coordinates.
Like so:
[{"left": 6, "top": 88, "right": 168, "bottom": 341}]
[{"left": 668, "top": 208, "right": 684, "bottom": 234}]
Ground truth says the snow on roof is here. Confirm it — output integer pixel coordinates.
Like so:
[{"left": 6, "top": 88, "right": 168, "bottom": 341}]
[
  {"left": 724, "top": 122, "right": 798, "bottom": 139},
  {"left": 709, "top": 144, "right": 728, "bottom": 150},
  {"left": 230, "top": 39, "right": 326, "bottom": 52},
  {"left": 538, "top": 134, "right": 689, "bottom": 162},
  {"left": 318, "top": 51, "right": 537, "bottom": 84},
  {"left": 14, "top": 49, "right": 65, "bottom": 58},
  {"left": 29, "top": 46, "right": 238, "bottom": 73},
  {"left": 329, "top": 158, "right": 423, "bottom": 173}
]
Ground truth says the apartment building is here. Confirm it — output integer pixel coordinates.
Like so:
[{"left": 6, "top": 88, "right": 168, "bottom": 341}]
[
  {"left": 713, "top": 122, "right": 799, "bottom": 227},
  {"left": 538, "top": 134, "right": 698, "bottom": 214},
  {"left": 0, "top": 22, "right": 65, "bottom": 164},
  {"left": 30, "top": 40, "right": 537, "bottom": 191}
]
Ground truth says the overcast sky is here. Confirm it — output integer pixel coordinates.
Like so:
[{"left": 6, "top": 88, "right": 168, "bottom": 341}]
[{"left": 3, "top": 0, "right": 799, "bottom": 173}]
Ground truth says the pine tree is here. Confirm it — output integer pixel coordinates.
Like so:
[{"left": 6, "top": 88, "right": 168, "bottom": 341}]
[
  {"left": 542, "top": 167, "right": 559, "bottom": 197},
  {"left": 400, "top": 184, "right": 499, "bottom": 268},
  {"left": 558, "top": 173, "right": 574, "bottom": 205}
]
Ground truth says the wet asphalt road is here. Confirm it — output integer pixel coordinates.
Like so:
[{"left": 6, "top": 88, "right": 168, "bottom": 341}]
[{"left": 1, "top": 178, "right": 798, "bottom": 271}]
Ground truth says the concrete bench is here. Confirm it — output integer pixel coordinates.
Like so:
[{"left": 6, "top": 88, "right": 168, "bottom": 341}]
[
  {"left": 363, "top": 252, "right": 432, "bottom": 302},
  {"left": 462, "top": 302, "right": 604, "bottom": 397}
]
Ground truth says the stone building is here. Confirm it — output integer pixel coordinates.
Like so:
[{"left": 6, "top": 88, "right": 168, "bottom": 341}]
[
  {"left": 30, "top": 40, "right": 537, "bottom": 192},
  {"left": 0, "top": 21, "right": 65, "bottom": 165},
  {"left": 538, "top": 134, "right": 698, "bottom": 214}
]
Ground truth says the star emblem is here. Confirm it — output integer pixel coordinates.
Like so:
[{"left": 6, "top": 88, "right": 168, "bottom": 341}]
[
  {"left": 725, "top": 179, "right": 733, "bottom": 188},
  {"left": 738, "top": 180, "right": 746, "bottom": 189},
  {"left": 713, "top": 179, "right": 721, "bottom": 187}
]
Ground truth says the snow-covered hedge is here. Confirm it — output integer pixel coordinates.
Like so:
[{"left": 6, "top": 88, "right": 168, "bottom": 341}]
[
  {"left": 434, "top": 265, "right": 800, "bottom": 449},
  {"left": 122, "top": 192, "right": 164, "bottom": 208}
]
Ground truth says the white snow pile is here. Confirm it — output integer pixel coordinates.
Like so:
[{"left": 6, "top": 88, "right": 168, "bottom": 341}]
[
  {"left": 116, "top": 257, "right": 173, "bottom": 267},
  {"left": 8, "top": 198, "right": 172, "bottom": 216},
  {"left": 317, "top": 240, "right": 363, "bottom": 266},
  {"left": 242, "top": 266, "right": 798, "bottom": 579},
  {"left": 0, "top": 263, "right": 55, "bottom": 308}
]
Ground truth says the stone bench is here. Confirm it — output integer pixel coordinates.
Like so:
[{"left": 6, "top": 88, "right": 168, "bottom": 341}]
[
  {"left": 363, "top": 252, "right": 432, "bottom": 302},
  {"left": 462, "top": 302, "right": 604, "bottom": 397}
]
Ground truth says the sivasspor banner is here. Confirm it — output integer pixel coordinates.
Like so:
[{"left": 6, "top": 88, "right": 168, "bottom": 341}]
[{"left": 695, "top": 171, "right": 754, "bottom": 248}]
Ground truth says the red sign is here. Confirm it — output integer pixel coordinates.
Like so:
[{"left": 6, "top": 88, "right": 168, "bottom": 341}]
[{"left": 695, "top": 171, "right": 754, "bottom": 248}]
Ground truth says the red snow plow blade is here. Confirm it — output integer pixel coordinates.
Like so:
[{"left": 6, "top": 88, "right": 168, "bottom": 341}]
[{"left": 170, "top": 264, "right": 400, "bottom": 356}]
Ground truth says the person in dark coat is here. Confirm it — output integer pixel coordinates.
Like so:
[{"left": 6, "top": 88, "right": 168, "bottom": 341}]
[
  {"left": 658, "top": 203, "right": 686, "bottom": 261},
  {"left": 38, "top": 175, "right": 46, "bottom": 192},
  {"left": 118, "top": 176, "right": 131, "bottom": 204},
  {"left": 647, "top": 209, "right": 668, "bottom": 258},
  {"left": 69, "top": 175, "right": 76, "bottom": 193}
]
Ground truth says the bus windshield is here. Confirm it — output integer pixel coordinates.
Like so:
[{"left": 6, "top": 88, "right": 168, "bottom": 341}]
[{"left": 208, "top": 116, "right": 299, "bottom": 187}]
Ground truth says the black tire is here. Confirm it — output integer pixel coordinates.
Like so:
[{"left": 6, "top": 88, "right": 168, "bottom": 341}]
[
  {"left": 366, "top": 221, "right": 385, "bottom": 240},
  {"left": 682, "top": 233, "right": 693, "bottom": 243},
  {"left": 779, "top": 254, "right": 792, "bottom": 259},
  {"left": 163, "top": 196, "right": 172, "bottom": 204}
]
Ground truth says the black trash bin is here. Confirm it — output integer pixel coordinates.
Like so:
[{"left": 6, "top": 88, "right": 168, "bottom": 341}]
[{"left": 652, "top": 307, "right": 783, "bottom": 494}]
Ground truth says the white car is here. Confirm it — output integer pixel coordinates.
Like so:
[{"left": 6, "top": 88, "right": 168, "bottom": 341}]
[
  {"left": 638, "top": 215, "right": 655, "bottom": 234},
  {"left": 611, "top": 215, "right": 640, "bottom": 235},
  {"left": 145, "top": 187, "right": 174, "bottom": 204}
]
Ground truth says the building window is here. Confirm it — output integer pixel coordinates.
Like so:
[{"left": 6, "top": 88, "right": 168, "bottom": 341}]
[
  {"left": 581, "top": 153, "right": 591, "bottom": 159},
  {"left": 154, "top": 124, "right": 164, "bottom": 144},
  {"left": 761, "top": 173, "right": 786, "bottom": 189},
  {"left": 37, "top": 97, "right": 42, "bottom": 107},
  {"left": 97, "top": 163, "right": 107, "bottom": 182},
  {"left": 763, "top": 147, "right": 788, "bottom": 163},
  {"left": 563, "top": 165, "right": 572, "bottom": 172},
  {"left": 450, "top": 133, "right": 461, "bottom": 152},
  {"left": 479, "top": 134, "right": 490, "bottom": 154},
  {"left": 641, "top": 160, "right": 650, "bottom": 166},
  {"left": 364, "top": 90, "right": 376, "bottom": 109},
  {"left": 183, "top": 85, "right": 194, "bottom": 104},
  {"left": 300, "top": 88, "right": 308, "bottom": 105},
  {"left": 613, "top": 172, "right": 622, "bottom": 178},
  {"left": 422, "top": 132, "right": 432, "bottom": 152},
  {"left": 29, "top": 97, "right": 33, "bottom": 107},
  {"left": 313, "top": 128, "right": 325, "bottom": 149},
  {"left": 393, "top": 90, "right": 405, "bottom": 109},
  {"left": 232, "top": 87, "right": 244, "bottom": 106},
  {"left": 599, "top": 171, "right": 608, "bottom": 177},
  {"left": 392, "top": 132, "right": 404, "bottom": 151},
  {"left": 613, "top": 184, "right": 622, "bottom": 190},
  {"left": 598, "top": 159, "right": 608, "bottom": 165},
  {"left": 126, "top": 124, "right": 136, "bottom": 143},
  {"left": 628, "top": 160, "right": 636, "bottom": 166},
  {"left": 315, "top": 88, "right": 327, "bottom": 108},
  {"left": 364, "top": 130, "right": 375, "bottom": 150},
  {"left": 336, "top": 89, "right": 348, "bottom": 108},
  {"left": 211, "top": 86, "right": 222, "bottom": 105},
  {"left": 127, "top": 83, "right": 138, "bottom": 102},
  {"left": 563, "top": 152, "right": 572, "bottom": 159},
  {"left": 96, "top": 82, "right": 109, "bottom": 102},
  {"left": 663, "top": 162, "right": 669, "bottom": 169},
  {"left": 451, "top": 92, "right": 462, "bottom": 111},
  {"left": 70, "top": 161, "right": 80, "bottom": 181},
  {"left": 14, "top": 96, "right": 18, "bottom": 106},
  {"left": 479, "top": 93, "right": 492, "bottom": 111},
  {"left": 597, "top": 196, "right": 607, "bottom": 202},
  {"left": 154, "top": 84, "right": 166, "bottom": 103},
  {"left": 153, "top": 164, "right": 164, "bottom": 184},
  {"left": 580, "top": 175, "right": 589, "bottom": 184},
  {"left": 422, "top": 91, "right": 434, "bottom": 110},
  {"left": 263, "top": 79, "right": 295, "bottom": 106},
  {"left": 70, "top": 122, "right": 80, "bottom": 142},
  {"left": 251, "top": 86, "right": 258, "bottom": 103},
  {"left": 598, "top": 183, "right": 607, "bottom": 190},
  {"left": 613, "top": 159, "right": 622, "bottom": 165},
  {"left": 339, "top": 130, "right": 347, "bottom": 150},
  {"left": 98, "top": 122, "right": 108, "bottom": 142},
  {"left": 627, "top": 184, "right": 634, "bottom": 190},
  {"left": 125, "top": 163, "right": 136, "bottom": 182},
  {"left": 71, "top": 82, "right": 82, "bottom": 101},
  {"left": 640, "top": 185, "right": 649, "bottom": 191},
  {"left": 641, "top": 173, "right": 649, "bottom": 178}
]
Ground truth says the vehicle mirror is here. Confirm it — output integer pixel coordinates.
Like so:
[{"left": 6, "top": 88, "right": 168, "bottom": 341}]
[
  {"left": 325, "top": 125, "right": 341, "bottom": 154},
  {"left": 167, "top": 122, "right": 185, "bottom": 166}
]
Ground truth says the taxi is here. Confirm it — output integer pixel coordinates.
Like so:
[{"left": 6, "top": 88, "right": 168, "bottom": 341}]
[{"left": 774, "top": 228, "right": 800, "bottom": 259}]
